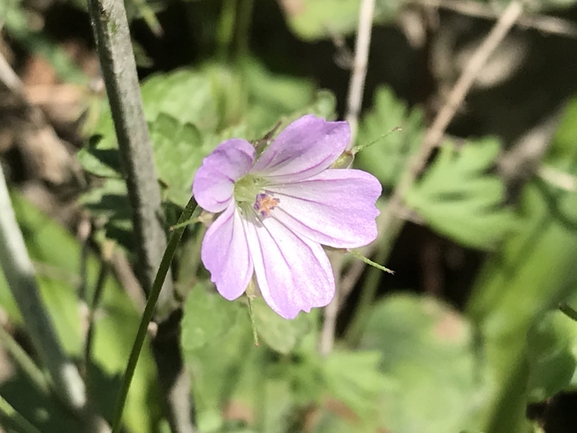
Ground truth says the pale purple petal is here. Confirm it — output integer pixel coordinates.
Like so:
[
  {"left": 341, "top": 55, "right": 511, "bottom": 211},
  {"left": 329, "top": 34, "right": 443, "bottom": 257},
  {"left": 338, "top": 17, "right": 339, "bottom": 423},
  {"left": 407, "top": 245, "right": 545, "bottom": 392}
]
[
  {"left": 243, "top": 211, "right": 335, "bottom": 319},
  {"left": 266, "top": 169, "right": 381, "bottom": 248},
  {"left": 193, "top": 139, "right": 256, "bottom": 213},
  {"left": 251, "top": 115, "right": 350, "bottom": 182},
  {"left": 201, "top": 203, "right": 253, "bottom": 300}
]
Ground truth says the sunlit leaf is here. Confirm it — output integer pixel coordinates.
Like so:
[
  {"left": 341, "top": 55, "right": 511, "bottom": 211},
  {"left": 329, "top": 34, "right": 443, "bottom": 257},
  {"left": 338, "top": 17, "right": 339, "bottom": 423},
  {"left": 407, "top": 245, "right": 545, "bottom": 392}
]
[
  {"left": 149, "top": 114, "right": 206, "bottom": 207},
  {"left": 322, "top": 350, "right": 390, "bottom": 422},
  {"left": 405, "top": 137, "right": 515, "bottom": 249},
  {"left": 0, "top": 192, "right": 157, "bottom": 433},
  {"left": 181, "top": 284, "right": 243, "bottom": 352}
]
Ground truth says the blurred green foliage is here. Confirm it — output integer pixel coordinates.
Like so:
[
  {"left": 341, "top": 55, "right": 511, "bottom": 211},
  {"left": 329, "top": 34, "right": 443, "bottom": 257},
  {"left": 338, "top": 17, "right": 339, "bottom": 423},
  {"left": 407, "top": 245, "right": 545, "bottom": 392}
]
[
  {"left": 3, "top": 0, "right": 577, "bottom": 432},
  {"left": 0, "top": 193, "right": 157, "bottom": 433}
]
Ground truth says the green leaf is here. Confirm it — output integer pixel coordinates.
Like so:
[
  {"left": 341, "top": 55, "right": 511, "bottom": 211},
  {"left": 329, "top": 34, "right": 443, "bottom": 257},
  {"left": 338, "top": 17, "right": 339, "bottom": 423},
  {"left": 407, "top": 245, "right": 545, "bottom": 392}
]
[
  {"left": 355, "top": 86, "right": 424, "bottom": 188},
  {"left": 77, "top": 135, "right": 123, "bottom": 178},
  {"left": 322, "top": 351, "right": 390, "bottom": 422},
  {"left": 358, "top": 293, "right": 486, "bottom": 433},
  {"left": 141, "top": 67, "right": 222, "bottom": 132},
  {"left": 150, "top": 114, "right": 206, "bottom": 207},
  {"left": 181, "top": 284, "right": 243, "bottom": 353},
  {"left": 405, "top": 137, "right": 514, "bottom": 249},
  {"left": 252, "top": 298, "right": 314, "bottom": 355},
  {"left": 181, "top": 285, "right": 253, "bottom": 432},
  {"left": 526, "top": 310, "right": 577, "bottom": 402}
]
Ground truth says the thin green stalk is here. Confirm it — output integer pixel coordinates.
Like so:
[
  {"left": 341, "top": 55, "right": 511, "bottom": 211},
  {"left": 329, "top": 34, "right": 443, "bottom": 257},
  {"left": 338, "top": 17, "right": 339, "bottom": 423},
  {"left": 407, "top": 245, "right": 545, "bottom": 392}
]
[
  {"left": 236, "top": 0, "right": 255, "bottom": 58},
  {"left": 0, "top": 326, "right": 49, "bottom": 395},
  {"left": 0, "top": 394, "right": 42, "bottom": 433},
  {"left": 84, "top": 241, "right": 114, "bottom": 366},
  {"left": 111, "top": 196, "right": 200, "bottom": 433},
  {"left": 217, "top": 0, "right": 238, "bottom": 60},
  {"left": 344, "top": 216, "right": 403, "bottom": 345}
]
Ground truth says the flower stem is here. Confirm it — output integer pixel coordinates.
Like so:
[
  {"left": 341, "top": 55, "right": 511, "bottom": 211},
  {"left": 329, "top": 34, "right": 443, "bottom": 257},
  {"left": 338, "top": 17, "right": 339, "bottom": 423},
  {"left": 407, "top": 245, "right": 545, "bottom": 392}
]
[{"left": 111, "top": 196, "right": 200, "bottom": 433}]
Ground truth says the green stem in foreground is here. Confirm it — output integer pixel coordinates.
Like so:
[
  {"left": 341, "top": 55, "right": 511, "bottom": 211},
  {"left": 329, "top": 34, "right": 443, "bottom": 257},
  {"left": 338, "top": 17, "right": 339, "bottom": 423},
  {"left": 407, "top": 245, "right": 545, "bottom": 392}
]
[
  {"left": 0, "top": 326, "right": 49, "bottom": 396},
  {"left": 111, "top": 196, "right": 200, "bottom": 433},
  {"left": 0, "top": 394, "right": 42, "bottom": 433}
]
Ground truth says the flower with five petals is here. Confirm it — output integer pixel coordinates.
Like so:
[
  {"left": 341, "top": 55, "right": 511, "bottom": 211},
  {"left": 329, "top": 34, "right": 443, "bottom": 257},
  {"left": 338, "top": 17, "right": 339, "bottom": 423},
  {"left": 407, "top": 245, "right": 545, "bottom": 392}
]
[{"left": 193, "top": 115, "right": 381, "bottom": 319}]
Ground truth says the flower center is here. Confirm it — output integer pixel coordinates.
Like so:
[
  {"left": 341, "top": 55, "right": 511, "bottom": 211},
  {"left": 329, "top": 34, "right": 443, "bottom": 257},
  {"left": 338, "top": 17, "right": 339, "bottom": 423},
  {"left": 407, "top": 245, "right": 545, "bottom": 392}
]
[
  {"left": 234, "top": 175, "right": 263, "bottom": 203},
  {"left": 253, "top": 193, "right": 280, "bottom": 217},
  {"left": 234, "top": 175, "right": 279, "bottom": 217}
]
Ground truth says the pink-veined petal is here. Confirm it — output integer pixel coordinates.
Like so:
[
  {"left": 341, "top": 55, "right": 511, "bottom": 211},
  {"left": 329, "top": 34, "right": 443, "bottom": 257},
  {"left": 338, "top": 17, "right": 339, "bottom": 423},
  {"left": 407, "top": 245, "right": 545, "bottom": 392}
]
[
  {"left": 193, "top": 139, "right": 256, "bottom": 213},
  {"left": 266, "top": 169, "right": 381, "bottom": 248},
  {"left": 243, "top": 211, "right": 335, "bottom": 319},
  {"left": 251, "top": 115, "right": 350, "bottom": 183},
  {"left": 201, "top": 203, "right": 253, "bottom": 300}
]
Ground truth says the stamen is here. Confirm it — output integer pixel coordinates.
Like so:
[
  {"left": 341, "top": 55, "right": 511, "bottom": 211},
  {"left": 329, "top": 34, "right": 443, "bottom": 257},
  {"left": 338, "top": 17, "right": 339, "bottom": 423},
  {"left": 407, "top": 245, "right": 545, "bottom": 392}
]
[{"left": 253, "top": 193, "right": 280, "bottom": 217}]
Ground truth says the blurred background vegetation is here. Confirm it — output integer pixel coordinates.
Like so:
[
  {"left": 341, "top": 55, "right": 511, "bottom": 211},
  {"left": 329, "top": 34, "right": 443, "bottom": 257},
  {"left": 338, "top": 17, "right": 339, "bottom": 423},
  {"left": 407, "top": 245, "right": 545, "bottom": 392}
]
[{"left": 2, "top": 0, "right": 577, "bottom": 432}]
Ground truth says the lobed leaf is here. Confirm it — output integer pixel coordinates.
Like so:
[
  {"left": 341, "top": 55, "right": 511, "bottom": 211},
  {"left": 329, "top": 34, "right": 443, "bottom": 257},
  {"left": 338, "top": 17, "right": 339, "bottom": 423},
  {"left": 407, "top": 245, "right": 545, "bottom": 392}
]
[
  {"left": 526, "top": 309, "right": 577, "bottom": 403},
  {"left": 405, "top": 137, "right": 515, "bottom": 249}
]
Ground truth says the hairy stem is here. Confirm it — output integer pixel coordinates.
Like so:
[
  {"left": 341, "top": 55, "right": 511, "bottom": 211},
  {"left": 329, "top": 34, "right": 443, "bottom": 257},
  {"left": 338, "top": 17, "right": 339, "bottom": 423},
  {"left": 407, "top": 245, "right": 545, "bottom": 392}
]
[
  {"left": 86, "top": 1, "right": 198, "bottom": 432},
  {"left": 86, "top": 0, "right": 174, "bottom": 315}
]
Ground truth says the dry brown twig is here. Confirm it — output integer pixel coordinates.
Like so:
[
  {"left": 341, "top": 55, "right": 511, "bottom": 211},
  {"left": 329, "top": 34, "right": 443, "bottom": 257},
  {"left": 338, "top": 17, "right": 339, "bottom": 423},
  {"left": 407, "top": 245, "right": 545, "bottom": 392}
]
[
  {"left": 338, "top": 1, "right": 525, "bottom": 317},
  {"left": 345, "top": 0, "right": 376, "bottom": 142},
  {"left": 380, "top": 0, "right": 524, "bottom": 238},
  {"left": 320, "top": 0, "right": 376, "bottom": 356}
]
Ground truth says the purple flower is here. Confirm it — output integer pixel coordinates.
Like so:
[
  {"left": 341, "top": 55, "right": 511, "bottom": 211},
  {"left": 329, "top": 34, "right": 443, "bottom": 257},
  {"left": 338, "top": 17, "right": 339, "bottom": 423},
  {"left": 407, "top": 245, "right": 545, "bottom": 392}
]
[{"left": 193, "top": 115, "right": 381, "bottom": 319}]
